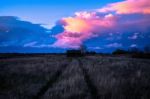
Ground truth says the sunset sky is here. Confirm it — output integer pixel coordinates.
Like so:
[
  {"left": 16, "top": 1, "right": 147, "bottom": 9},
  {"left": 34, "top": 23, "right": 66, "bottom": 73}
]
[{"left": 0, "top": 0, "right": 150, "bottom": 53}]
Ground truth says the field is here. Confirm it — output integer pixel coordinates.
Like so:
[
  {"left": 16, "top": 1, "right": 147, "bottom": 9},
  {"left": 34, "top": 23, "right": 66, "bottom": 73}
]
[{"left": 0, "top": 54, "right": 150, "bottom": 99}]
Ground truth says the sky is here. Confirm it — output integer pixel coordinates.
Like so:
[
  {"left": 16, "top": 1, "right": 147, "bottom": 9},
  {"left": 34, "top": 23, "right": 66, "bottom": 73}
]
[
  {"left": 0, "top": 0, "right": 150, "bottom": 53},
  {"left": 0, "top": 0, "right": 122, "bottom": 28}
]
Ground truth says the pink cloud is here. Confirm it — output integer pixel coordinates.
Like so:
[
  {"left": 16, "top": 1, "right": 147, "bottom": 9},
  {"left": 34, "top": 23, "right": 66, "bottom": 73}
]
[
  {"left": 52, "top": 12, "right": 117, "bottom": 48},
  {"left": 98, "top": 0, "right": 150, "bottom": 14},
  {"left": 52, "top": 0, "right": 150, "bottom": 48}
]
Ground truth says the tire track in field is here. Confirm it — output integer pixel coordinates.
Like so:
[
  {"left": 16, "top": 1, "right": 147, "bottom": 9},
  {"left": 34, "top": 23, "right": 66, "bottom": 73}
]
[
  {"left": 78, "top": 58, "right": 99, "bottom": 99},
  {"left": 33, "top": 58, "right": 72, "bottom": 99}
]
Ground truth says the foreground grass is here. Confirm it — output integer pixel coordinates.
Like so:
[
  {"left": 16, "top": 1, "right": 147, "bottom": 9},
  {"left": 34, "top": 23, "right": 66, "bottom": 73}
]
[{"left": 0, "top": 55, "right": 150, "bottom": 99}]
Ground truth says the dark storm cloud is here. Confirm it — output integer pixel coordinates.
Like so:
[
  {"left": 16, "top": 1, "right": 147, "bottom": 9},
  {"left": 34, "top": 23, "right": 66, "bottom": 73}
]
[{"left": 0, "top": 16, "right": 55, "bottom": 47}]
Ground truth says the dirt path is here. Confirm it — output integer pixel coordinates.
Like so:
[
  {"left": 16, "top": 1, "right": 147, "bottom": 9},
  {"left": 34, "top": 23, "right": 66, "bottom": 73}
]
[
  {"left": 78, "top": 58, "right": 99, "bottom": 99},
  {"left": 33, "top": 58, "right": 72, "bottom": 99},
  {"left": 33, "top": 58, "right": 99, "bottom": 99}
]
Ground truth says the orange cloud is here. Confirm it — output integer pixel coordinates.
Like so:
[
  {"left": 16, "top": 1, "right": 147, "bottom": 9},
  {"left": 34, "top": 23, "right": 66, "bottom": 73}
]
[
  {"left": 98, "top": 0, "right": 150, "bottom": 14},
  {"left": 62, "top": 17, "right": 92, "bottom": 33},
  {"left": 62, "top": 12, "right": 117, "bottom": 34}
]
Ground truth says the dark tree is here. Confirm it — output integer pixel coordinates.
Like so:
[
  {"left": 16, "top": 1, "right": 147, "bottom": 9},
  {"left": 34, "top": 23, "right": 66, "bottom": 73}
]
[{"left": 112, "top": 49, "right": 128, "bottom": 55}]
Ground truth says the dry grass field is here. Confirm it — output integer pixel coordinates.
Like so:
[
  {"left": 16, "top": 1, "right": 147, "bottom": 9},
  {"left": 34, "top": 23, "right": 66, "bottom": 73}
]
[{"left": 0, "top": 54, "right": 150, "bottom": 99}]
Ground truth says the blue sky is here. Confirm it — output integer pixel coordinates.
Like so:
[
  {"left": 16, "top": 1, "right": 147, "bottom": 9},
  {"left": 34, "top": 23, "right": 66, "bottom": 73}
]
[
  {"left": 0, "top": 0, "right": 122, "bottom": 28},
  {"left": 0, "top": 0, "right": 150, "bottom": 53}
]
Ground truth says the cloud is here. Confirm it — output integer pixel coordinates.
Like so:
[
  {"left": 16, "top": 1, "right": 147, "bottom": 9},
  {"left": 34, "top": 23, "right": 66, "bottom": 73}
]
[
  {"left": 52, "top": 12, "right": 117, "bottom": 48},
  {"left": 128, "top": 33, "right": 139, "bottom": 40},
  {"left": 51, "top": 0, "right": 150, "bottom": 49},
  {"left": 0, "top": 16, "right": 54, "bottom": 47},
  {"left": 88, "top": 46, "right": 102, "bottom": 50},
  {"left": 24, "top": 43, "right": 52, "bottom": 48},
  {"left": 24, "top": 41, "right": 37, "bottom": 47},
  {"left": 106, "top": 43, "right": 122, "bottom": 48},
  {"left": 1, "top": 0, "right": 150, "bottom": 52},
  {"left": 52, "top": 11, "right": 150, "bottom": 48},
  {"left": 98, "top": 0, "right": 150, "bottom": 14},
  {"left": 130, "top": 44, "right": 137, "bottom": 48}
]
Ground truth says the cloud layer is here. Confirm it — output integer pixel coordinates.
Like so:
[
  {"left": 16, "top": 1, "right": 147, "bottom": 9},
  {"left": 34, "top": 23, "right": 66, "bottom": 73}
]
[
  {"left": 0, "top": 16, "right": 54, "bottom": 47},
  {"left": 98, "top": 0, "right": 150, "bottom": 14},
  {"left": 52, "top": 12, "right": 117, "bottom": 48},
  {"left": 52, "top": 0, "right": 150, "bottom": 49},
  {"left": 0, "top": 0, "right": 150, "bottom": 52}
]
